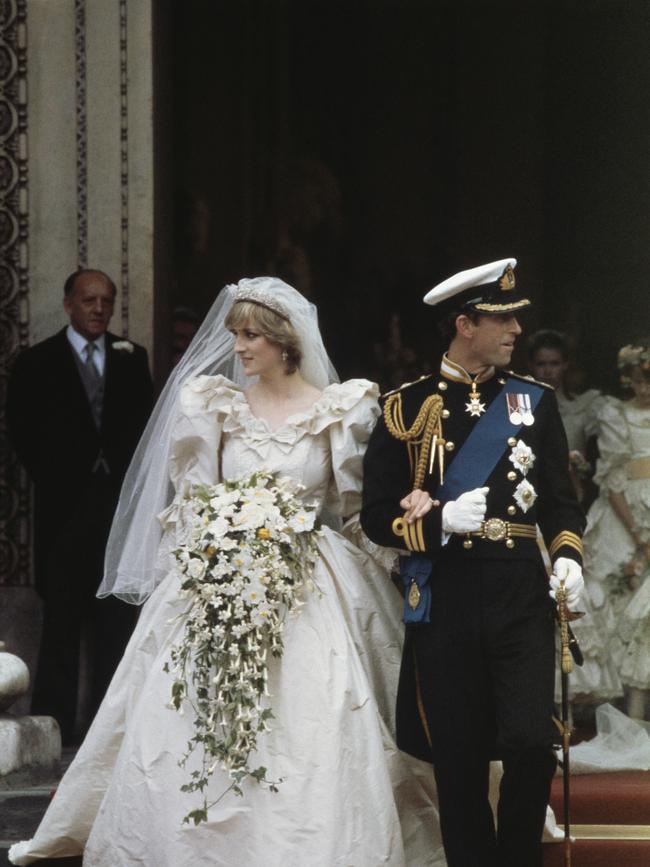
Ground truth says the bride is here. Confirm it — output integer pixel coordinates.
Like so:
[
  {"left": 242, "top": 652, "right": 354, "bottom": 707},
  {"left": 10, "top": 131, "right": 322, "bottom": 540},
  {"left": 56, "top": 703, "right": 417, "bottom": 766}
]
[{"left": 10, "top": 277, "right": 444, "bottom": 866}]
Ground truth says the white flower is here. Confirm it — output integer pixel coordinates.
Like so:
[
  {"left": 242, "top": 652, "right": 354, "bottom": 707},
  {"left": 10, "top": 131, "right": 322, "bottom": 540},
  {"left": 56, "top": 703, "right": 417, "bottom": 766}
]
[
  {"left": 207, "top": 516, "right": 230, "bottom": 538},
  {"left": 232, "top": 502, "right": 268, "bottom": 530},
  {"left": 513, "top": 479, "right": 537, "bottom": 513},
  {"left": 245, "top": 487, "right": 277, "bottom": 506},
  {"left": 210, "top": 490, "right": 241, "bottom": 510},
  {"left": 508, "top": 439, "right": 535, "bottom": 476},
  {"left": 241, "top": 580, "right": 267, "bottom": 606},
  {"left": 231, "top": 549, "right": 254, "bottom": 570},
  {"left": 176, "top": 548, "right": 191, "bottom": 566},
  {"left": 112, "top": 339, "right": 134, "bottom": 352},
  {"left": 288, "top": 509, "right": 316, "bottom": 533},
  {"left": 251, "top": 604, "right": 273, "bottom": 627},
  {"left": 186, "top": 557, "right": 207, "bottom": 579}
]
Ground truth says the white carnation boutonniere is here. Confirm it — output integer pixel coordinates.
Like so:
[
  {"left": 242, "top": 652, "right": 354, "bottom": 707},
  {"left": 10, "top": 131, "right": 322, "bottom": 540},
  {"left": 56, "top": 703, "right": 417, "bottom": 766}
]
[
  {"left": 513, "top": 479, "right": 537, "bottom": 513},
  {"left": 508, "top": 439, "right": 535, "bottom": 476},
  {"left": 112, "top": 339, "right": 134, "bottom": 353}
]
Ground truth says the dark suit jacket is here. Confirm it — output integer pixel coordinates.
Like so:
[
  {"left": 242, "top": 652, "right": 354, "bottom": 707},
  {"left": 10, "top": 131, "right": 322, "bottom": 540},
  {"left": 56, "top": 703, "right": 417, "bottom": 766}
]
[{"left": 6, "top": 328, "right": 154, "bottom": 590}]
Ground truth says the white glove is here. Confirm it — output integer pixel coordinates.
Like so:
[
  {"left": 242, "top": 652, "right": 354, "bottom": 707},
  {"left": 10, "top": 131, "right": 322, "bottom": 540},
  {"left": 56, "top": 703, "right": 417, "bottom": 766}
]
[
  {"left": 442, "top": 487, "right": 489, "bottom": 534},
  {"left": 549, "top": 557, "right": 584, "bottom": 611}
]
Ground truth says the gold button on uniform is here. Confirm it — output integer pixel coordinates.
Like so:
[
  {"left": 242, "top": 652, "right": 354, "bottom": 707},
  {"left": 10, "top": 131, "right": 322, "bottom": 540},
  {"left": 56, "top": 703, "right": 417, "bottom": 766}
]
[
  {"left": 507, "top": 471, "right": 517, "bottom": 481},
  {"left": 506, "top": 539, "right": 515, "bottom": 549},
  {"left": 507, "top": 505, "right": 517, "bottom": 515},
  {"left": 442, "top": 409, "right": 451, "bottom": 419},
  {"left": 445, "top": 441, "right": 455, "bottom": 452},
  {"left": 507, "top": 437, "right": 517, "bottom": 447},
  {"left": 463, "top": 538, "right": 473, "bottom": 549},
  {"left": 438, "top": 381, "right": 448, "bottom": 391},
  {"left": 498, "top": 378, "right": 506, "bottom": 385}
]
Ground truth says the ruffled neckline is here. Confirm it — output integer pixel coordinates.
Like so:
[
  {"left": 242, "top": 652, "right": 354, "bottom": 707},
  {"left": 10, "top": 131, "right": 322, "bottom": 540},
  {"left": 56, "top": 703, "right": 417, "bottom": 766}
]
[{"left": 180, "top": 374, "right": 378, "bottom": 449}]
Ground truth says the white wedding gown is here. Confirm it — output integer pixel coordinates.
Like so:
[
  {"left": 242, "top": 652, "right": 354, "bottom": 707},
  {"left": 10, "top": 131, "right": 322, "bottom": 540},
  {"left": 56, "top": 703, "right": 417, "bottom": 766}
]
[{"left": 11, "top": 376, "right": 445, "bottom": 867}]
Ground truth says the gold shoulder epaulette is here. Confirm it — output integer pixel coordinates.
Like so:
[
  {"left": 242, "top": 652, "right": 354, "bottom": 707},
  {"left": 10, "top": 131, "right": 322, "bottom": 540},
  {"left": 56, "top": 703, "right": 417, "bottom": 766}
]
[
  {"left": 504, "top": 370, "right": 554, "bottom": 390},
  {"left": 381, "top": 374, "right": 433, "bottom": 399}
]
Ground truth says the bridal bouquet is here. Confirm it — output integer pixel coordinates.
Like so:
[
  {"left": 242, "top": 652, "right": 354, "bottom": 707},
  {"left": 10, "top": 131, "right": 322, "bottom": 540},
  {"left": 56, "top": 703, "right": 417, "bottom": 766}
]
[{"left": 164, "top": 471, "right": 319, "bottom": 825}]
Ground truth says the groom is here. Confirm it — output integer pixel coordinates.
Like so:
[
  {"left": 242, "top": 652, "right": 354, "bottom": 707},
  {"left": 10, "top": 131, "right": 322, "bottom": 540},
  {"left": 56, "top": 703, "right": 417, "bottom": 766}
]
[{"left": 361, "top": 259, "right": 584, "bottom": 866}]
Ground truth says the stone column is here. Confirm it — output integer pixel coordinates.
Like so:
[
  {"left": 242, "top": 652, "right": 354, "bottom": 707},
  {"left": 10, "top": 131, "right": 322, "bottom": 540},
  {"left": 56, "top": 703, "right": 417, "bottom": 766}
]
[{"left": 28, "top": 0, "right": 154, "bottom": 349}]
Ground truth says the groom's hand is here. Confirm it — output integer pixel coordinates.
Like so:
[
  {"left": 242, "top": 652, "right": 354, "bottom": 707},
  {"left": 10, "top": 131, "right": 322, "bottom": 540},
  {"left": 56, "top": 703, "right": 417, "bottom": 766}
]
[
  {"left": 400, "top": 488, "right": 438, "bottom": 524},
  {"left": 441, "top": 487, "right": 489, "bottom": 534}
]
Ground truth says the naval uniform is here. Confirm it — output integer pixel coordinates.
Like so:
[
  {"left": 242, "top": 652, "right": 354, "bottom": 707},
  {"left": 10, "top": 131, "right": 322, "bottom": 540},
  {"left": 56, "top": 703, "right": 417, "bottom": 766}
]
[{"left": 361, "top": 355, "right": 585, "bottom": 867}]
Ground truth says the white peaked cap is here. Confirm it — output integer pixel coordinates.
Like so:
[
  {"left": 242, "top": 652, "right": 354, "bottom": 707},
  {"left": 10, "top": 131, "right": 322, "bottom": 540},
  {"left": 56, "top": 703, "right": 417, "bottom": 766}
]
[{"left": 423, "top": 257, "right": 531, "bottom": 316}]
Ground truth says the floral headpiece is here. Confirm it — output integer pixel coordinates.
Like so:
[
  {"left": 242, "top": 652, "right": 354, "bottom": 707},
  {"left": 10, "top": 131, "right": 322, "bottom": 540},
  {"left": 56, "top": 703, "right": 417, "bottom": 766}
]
[
  {"left": 232, "top": 285, "right": 291, "bottom": 321},
  {"left": 617, "top": 343, "right": 650, "bottom": 370},
  {"left": 617, "top": 342, "right": 650, "bottom": 384}
]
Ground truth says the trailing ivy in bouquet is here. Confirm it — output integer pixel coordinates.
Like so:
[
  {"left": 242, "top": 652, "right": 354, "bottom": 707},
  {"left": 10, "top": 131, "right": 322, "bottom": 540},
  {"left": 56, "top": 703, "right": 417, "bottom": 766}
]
[{"left": 163, "top": 470, "right": 320, "bottom": 825}]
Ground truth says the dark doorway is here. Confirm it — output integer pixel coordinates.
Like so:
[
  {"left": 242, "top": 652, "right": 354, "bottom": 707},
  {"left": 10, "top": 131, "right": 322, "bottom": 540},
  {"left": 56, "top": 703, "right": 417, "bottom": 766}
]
[{"left": 169, "top": 0, "right": 650, "bottom": 392}]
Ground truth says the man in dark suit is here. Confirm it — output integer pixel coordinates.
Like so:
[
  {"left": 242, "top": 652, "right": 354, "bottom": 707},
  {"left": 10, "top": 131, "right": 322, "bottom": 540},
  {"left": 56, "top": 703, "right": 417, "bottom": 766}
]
[
  {"left": 6, "top": 269, "right": 154, "bottom": 744},
  {"left": 361, "top": 259, "right": 585, "bottom": 866}
]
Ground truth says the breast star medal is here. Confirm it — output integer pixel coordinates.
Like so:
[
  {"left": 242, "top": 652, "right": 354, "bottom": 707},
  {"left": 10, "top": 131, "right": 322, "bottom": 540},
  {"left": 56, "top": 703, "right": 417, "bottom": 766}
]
[{"left": 465, "top": 381, "right": 486, "bottom": 417}]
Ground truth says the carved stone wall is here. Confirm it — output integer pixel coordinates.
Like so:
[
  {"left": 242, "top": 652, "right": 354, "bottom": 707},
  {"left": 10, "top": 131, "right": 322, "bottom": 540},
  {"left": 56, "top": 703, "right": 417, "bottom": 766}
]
[
  {"left": 0, "top": 0, "right": 154, "bottom": 589},
  {"left": 0, "top": 0, "right": 29, "bottom": 587},
  {"left": 28, "top": 0, "right": 154, "bottom": 350}
]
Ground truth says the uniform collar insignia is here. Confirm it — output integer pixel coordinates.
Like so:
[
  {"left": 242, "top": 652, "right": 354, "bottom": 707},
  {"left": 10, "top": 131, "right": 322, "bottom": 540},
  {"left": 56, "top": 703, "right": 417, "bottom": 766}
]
[{"left": 440, "top": 354, "right": 495, "bottom": 385}]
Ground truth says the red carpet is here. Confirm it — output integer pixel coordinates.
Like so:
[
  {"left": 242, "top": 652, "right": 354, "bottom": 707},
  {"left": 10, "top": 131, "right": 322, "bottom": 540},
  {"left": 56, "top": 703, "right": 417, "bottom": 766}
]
[{"left": 543, "top": 770, "right": 650, "bottom": 866}]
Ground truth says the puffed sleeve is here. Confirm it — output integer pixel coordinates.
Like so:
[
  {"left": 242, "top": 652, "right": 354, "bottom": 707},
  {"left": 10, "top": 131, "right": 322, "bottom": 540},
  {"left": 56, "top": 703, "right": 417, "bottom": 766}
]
[
  {"left": 593, "top": 397, "right": 629, "bottom": 494},
  {"left": 324, "top": 379, "right": 380, "bottom": 518},
  {"left": 581, "top": 389, "right": 605, "bottom": 442},
  {"left": 324, "top": 379, "right": 399, "bottom": 571},
  {"left": 158, "top": 375, "right": 240, "bottom": 530}
]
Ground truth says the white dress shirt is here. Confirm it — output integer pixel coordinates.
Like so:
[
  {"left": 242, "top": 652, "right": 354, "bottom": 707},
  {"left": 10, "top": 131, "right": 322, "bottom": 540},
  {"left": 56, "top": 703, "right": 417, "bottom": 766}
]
[{"left": 66, "top": 326, "right": 106, "bottom": 375}]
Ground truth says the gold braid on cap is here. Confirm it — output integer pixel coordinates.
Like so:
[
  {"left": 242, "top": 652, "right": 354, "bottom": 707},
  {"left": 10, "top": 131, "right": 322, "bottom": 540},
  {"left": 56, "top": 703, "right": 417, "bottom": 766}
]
[{"left": 383, "top": 393, "right": 444, "bottom": 489}]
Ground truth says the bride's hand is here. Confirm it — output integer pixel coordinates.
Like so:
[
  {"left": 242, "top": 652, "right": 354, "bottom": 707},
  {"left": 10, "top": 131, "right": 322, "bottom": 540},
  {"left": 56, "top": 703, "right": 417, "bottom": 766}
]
[{"left": 400, "top": 488, "right": 436, "bottom": 524}]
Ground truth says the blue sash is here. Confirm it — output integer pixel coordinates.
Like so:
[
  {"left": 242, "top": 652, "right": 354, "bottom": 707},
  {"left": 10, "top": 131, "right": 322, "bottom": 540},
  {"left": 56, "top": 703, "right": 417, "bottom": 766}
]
[
  {"left": 402, "top": 376, "right": 545, "bottom": 624},
  {"left": 436, "top": 376, "right": 544, "bottom": 502}
]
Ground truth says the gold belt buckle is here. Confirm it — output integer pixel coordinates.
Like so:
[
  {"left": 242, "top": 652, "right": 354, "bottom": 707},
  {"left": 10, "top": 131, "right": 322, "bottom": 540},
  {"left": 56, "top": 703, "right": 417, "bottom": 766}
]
[{"left": 482, "top": 517, "right": 508, "bottom": 542}]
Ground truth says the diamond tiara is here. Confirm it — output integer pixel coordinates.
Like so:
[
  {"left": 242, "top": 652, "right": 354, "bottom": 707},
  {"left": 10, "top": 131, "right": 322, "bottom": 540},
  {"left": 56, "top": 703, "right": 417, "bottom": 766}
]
[{"left": 232, "top": 285, "right": 291, "bottom": 321}]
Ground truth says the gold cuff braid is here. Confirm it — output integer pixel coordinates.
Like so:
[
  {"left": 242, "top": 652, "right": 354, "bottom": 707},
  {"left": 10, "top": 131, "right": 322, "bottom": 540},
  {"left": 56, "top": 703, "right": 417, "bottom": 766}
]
[
  {"left": 392, "top": 516, "right": 426, "bottom": 552},
  {"left": 549, "top": 531, "right": 583, "bottom": 559},
  {"left": 383, "top": 393, "right": 444, "bottom": 489}
]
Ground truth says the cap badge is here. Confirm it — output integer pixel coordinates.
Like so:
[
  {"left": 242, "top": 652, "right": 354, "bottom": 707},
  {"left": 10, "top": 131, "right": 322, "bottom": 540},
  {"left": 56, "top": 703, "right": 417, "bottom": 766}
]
[{"left": 499, "top": 264, "right": 516, "bottom": 292}]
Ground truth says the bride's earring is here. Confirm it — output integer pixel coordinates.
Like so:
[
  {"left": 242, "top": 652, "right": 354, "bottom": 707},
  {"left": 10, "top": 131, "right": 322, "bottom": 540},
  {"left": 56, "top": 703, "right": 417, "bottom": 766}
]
[{"left": 281, "top": 350, "right": 289, "bottom": 362}]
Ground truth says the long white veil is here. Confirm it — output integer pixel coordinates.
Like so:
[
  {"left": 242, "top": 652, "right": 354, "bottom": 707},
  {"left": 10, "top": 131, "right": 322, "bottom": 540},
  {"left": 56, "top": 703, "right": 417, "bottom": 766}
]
[{"left": 99, "top": 277, "right": 339, "bottom": 604}]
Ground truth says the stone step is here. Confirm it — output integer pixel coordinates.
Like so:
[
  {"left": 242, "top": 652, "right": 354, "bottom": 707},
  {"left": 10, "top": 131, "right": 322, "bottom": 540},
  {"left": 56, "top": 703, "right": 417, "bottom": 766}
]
[
  {"left": 0, "top": 788, "right": 55, "bottom": 844},
  {"left": 0, "top": 747, "right": 76, "bottom": 866},
  {"left": 0, "top": 846, "right": 81, "bottom": 867},
  {"left": 549, "top": 771, "right": 650, "bottom": 825},
  {"left": 544, "top": 769, "right": 650, "bottom": 865},
  {"left": 543, "top": 837, "right": 650, "bottom": 866}
]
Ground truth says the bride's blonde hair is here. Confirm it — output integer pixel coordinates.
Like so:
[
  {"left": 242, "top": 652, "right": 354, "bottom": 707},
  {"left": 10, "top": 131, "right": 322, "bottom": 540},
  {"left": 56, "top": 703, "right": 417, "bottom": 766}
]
[{"left": 225, "top": 300, "right": 302, "bottom": 374}]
